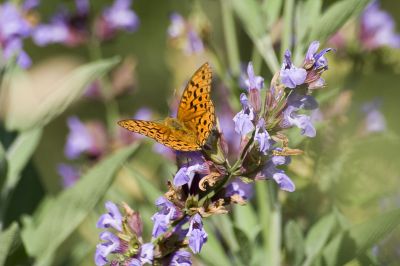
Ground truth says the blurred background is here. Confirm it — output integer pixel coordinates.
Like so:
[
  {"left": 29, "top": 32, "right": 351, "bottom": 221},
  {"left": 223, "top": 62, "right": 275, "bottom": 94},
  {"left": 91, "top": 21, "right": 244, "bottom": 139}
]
[{"left": 1, "top": 0, "right": 400, "bottom": 265}]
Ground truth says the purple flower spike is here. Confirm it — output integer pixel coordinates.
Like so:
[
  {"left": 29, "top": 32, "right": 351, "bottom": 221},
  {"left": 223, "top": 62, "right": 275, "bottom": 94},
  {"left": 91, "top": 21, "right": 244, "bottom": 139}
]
[
  {"left": 103, "top": 0, "right": 139, "bottom": 32},
  {"left": 226, "top": 179, "right": 253, "bottom": 200},
  {"left": 272, "top": 172, "right": 295, "bottom": 192},
  {"left": 244, "top": 62, "right": 264, "bottom": 91},
  {"left": 170, "top": 250, "right": 192, "bottom": 266},
  {"left": 173, "top": 163, "right": 209, "bottom": 187},
  {"left": 283, "top": 106, "right": 316, "bottom": 137},
  {"left": 97, "top": 201, "right": 123, "bottom": 232},
  {"left": 280, "top": 50, "right": 307, "bottom": 88},
  {"left": 233, "top": 94, "right": 255, "bottom": 136},
  {"left": 95, "top": 231, "right": 120, "bottom": 266},
  {"left": 57, "top": 163, "right": 80, "bottom": 188},
  {"left": 187, "top": 214, "right": 207, "bottom": 253},
  {"left": 255, "top": 119, "right": 271, "bottom": 154},
  {"left": 64, "top": 116, "right": 92, "bottom": 159},
  {"left": 139, "top": 243, "right": 154, "bottom": 264},
  {"left": 360, "top": 1, "right": 400, "bottom": 49}
]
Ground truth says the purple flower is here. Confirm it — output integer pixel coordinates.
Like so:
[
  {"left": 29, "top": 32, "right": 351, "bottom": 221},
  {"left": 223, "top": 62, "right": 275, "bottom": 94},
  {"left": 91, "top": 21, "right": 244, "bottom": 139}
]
[
  {"left": 64, "top": 116, "right": 93, "bottom": 159},
  {"left": 187, "top": 214, "right": 207, "bottom": 253},
  {"left": 151, "top": 197, "right": 180, "bottom": 237},
  {"left": 94, "top": 231, "right": 120, "bottom": 266},
  {"left": 282, "top": 106, "right": 316, "bottom": 137},
  {"left": 303, "top": 41, "right": 333, "bottom": 88},
  {"left": 57, "top": 163, "right": 80, "bottom": 188},
  {"left": 226, "top": 179, "right": 254, "bottom": 200},
  {"left": 280, "top": 50, "right": 307, "bottom": 89},
  {"left": 360, "top": 1, "right": 400, "bottom": 50},
  {"left": 167, "top": 12, "right": 204, "bottom": 55},
  {"left": 255, "top": 119, "right": 271, "bottom": 154},
  {"left": 33, "top": 21, "right": 69, "bottom": 46},
  {"left": 138, "top": 243, "right": 154, "bottom": 265},
  {"left": 0, "top": 2, "right": 32, "bottom": 68},
  {"left": 170, "top": 250, "right": 192, "bottom": 266},
  {"left": 242, "top": 62, "right": 264, "bottom": 91},
  {"left": 97, "top": 201, "right": 123, "bottom": 232},
  {"left": 260, "top": 155, "right": 295, "bottom": 192},
  {"left": 362, "top": 100, "right": 386, "bottom": 133},
  {"left": 173, "top": 163, "right": 209, "bottom": 187},
  {"left": 102, "top": 0, "right": 139, "bottom": 32},
  {"left": 75, "top": 0, "right": 89, "bottom": 15},
  {"left": 233, "top": 94, "right": 255, "bottom": 136}
]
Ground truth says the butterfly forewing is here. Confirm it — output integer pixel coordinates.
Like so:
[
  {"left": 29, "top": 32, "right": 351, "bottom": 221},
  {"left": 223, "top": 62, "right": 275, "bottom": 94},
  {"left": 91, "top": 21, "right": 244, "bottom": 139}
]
[{"left": 177, "top": 63, "right": 215, "bottom": 146}]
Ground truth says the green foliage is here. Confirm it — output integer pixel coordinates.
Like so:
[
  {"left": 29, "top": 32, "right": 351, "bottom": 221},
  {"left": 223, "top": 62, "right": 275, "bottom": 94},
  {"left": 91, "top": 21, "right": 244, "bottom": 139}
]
[
  {"left": 0, "top": 223, "right": 19, "bottom": 266},
  {"left": 4, "top": 57, "right": 119, "bottom": 131},
  {"left": 20, "top": 144, "right": 138, "bottom": 265}
]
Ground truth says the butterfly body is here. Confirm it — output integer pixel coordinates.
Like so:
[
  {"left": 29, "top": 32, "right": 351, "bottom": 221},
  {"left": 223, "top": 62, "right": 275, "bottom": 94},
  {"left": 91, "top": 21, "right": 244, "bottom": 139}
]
[{"left": 118, "top": 63, "right": 215, "bottom": 151}]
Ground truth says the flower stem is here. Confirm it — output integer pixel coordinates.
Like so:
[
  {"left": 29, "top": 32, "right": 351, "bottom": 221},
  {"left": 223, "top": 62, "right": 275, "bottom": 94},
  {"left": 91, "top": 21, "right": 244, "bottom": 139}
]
[
  {"left": 266, "top": 182, "right": 281, "bottom": 266},
  {"left": 220, "top": 0, "right": 241, "bottom": 76}
]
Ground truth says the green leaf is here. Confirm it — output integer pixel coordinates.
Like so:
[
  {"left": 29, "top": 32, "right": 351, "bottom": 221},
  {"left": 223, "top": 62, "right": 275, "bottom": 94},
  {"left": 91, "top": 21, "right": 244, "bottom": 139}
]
[
  {"left": 0, "top": 142, "right": 7, "bottom": 192},
  {"left": 303, "top": 212, "right": 337, "bottom": 266},
  {"left": 21, "top": 144, "right": 138, "bottom": 265},
  {"left": 125, "top": 165, "right": 162, "bottom": 204},
  {"left": 231, "top": 0, "right": 280, "bottom": 72},
  {"left": 3, "top": 128, "right": 42, "bottom": 195},
  {"left": 233, "top": 226, "right": 252, "bottom": 266},
  {"left": 211, "top": 215, "right": 239, "bottom": 252},
  {"left": 4, "top": 57, "right": 120, "bottom": 131},
  {"left": 285, "top": 220, "right": 305, "bottom": 266},
  {"left": 322, "top": 208, "right": 400, "bottom": 266},
  {"left": 200, "top": 222, "right": 232, "bottom": 266},
  {"left": 308, "top": 0, "right": 370, "bottom": 44},
  {"left": 0, "top": 222, "right": 19, "bottom": 266},
  {"left": 261, "top": 0, "right": 282, "bottom": 29},
  {"left": 233, "top": 203, "right": 260, "bottom": 242}
]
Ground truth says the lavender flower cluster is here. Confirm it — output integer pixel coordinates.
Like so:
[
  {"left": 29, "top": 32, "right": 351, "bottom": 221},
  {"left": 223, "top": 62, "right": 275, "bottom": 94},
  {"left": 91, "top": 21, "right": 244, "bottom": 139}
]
[
  {"left": 0, "top": 0, "right": 139, "bottom": 68},
  {"left": 94, "top": 41, "right": 332, "bottom": 265}
]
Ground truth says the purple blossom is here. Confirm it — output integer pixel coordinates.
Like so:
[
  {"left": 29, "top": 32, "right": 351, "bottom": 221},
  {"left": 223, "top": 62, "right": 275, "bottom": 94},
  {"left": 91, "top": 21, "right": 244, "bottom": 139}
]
[
  {"left": 101, "top": 0, "right": 139, "bottom": 33},
  {"left": 151, "top": 197, "right": 180, "bottom": 237},
  {"left": 138, "top": 243, "right": 154, "bottom": 265},
  {"left": 57, "top": 163, "right": 80, "bottom": 188},
  {"left": 255, "top": 119, "right": 272, "bottom": 154},
  {"left": 260, "top": 155, "right": 295, "bottom": 192},
  {"left": 173, "top": 163, "right": 209, "bottom": 187},
  {"left": 97, "top": 201, "right": 123, "bottom": 232},
  {"left": 360, "top": 1, "right": 400, "bottom": 49},
  {"left": 282, "top": 106, "right": 316, "bottom": 137},
  {"left": 64, "top": 116, "right": 93, "bottom": 159},
  {"left": 167, "top": 12, "right": 204, "bottom": 55},
  {"left": 0, "top": 2, "right": 32, "bottom": 68},
  {"left": 280, "top": 50, "right": 307, "bottom": 89},
  {"left": 362, "top": 100, "right": 386, "bottom": 133},
  {"left": 33, "top": 21, "right": 69, "bottom": 46},
  {"left": 94, "top": 231, "right": 120, "bottom": 266},
  {"left": 187, "top": 214, "right": 207, "bottom": 253},
  {"left": 242, "top": 62, "right": 264, "bottom": 91},
  {"left": 170, "top": 250, "right": 192, "bottom": 266},
  {"left": 226, "top": 179, "right": 254, "bottom": 200},
  {"left": 233, "top": 94, "right": 255, "bottom": 136},
  {"left": 303, "top": 41, "right": 333, "bottom": 88}
]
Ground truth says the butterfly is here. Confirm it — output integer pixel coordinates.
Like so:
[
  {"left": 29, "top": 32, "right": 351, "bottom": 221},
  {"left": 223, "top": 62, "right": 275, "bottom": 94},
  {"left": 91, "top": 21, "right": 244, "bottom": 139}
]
[{"left": 118, "top": 62, "right": 215, "bottom": 151}]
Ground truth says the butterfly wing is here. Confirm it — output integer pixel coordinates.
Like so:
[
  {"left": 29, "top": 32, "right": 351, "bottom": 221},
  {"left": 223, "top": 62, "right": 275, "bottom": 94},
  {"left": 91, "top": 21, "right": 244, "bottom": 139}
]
[
  {"left": 118, "top": 119, "right": 201, "bottom": 151},
  {"left": 177, "top": 62, "right": 215, "bottom": 146}
]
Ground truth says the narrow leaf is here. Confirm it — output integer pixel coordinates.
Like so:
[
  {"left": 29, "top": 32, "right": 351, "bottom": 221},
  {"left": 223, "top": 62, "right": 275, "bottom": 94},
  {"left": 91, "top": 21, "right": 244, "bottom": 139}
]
[
  {"left": 125, "top": 165, "right": 162, "bottom": 204},
  {"left": 200, "top": 222, "right": 232, "bottom": 266},
  {"left": 261, "top": 0, "right": 282, "bottom": 29},
  {"left": 0, "top": 142, "right": 7, "bottom": 191},
  {"left": 303, "top": 213, "right": 337, "bottom": 266},
  {"left": 21, "top": 144, "right": 138, "bottom": 264},
  {"left": 4, "top": 57, "right": 120, "bottom": 131},
  {"left": 285, "top": 220, "right": 305, "bottom": 266},
  {"left": 3, "top": 128, "right": 42, "bottom": 194},
  {"left": 233, "top": 203, "right": 260, "bottom": 241},
  {"left": 322, "top": 209, "right": 400, "bottom": 266},
  {"left": 308, "top": 0, "right": 370, "bottom": 44},
  {"left": 0, "top": 222, "right": 19, "bottom": 266}
]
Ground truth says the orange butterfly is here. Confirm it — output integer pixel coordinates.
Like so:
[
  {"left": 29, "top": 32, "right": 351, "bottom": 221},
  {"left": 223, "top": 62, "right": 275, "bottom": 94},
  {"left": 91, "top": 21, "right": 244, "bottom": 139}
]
[{"left": 118, "top": 63, "right": 215, "bottom": 151}]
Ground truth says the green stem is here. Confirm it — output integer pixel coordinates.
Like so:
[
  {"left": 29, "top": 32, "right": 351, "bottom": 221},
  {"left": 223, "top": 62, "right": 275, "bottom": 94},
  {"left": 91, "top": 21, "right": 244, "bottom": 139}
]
[
  {"left": 251, "top": 47, "right": 263, "bottom": 75},
  {"left": 221, "top": 0, "right": 241, "bottom": 76},
  {"left": 267, "top": 182, "right": 281, "bottom": 266},
  {"left": 281, "top": 0, "right": 294, "bottom": 58},
  {"left": 256, "top": 181, "right": 270, "bottom": 262}
]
